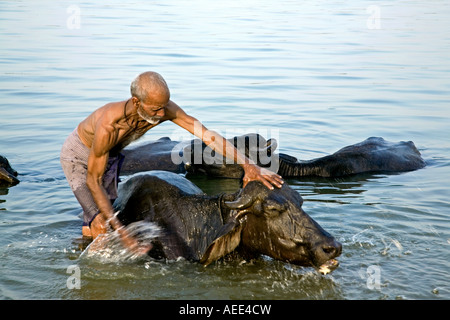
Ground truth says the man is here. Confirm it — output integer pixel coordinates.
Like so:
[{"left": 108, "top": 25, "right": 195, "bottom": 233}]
[{"left": 60, "top": 71, "right": 283, "bottom": 254}]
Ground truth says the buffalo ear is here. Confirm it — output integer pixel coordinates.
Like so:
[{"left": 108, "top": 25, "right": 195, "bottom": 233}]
[{"left": 200, "top": 218, "right": 244, "bottom": 266}]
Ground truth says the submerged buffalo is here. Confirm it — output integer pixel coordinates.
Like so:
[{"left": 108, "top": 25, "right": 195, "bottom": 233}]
[
  {"left": 0, "top": 155, "right": 19, "bottom": 186},
  {"left": 114, "top": 171, "right": 342, "bottom": 274},
  {"left": 121, "top": 135, "right": 426, "bottom": 179},
  {"left": 276, "top": 137, "right": 426, "bottom": 178},
  {"left": 120, "top": 134, "right": 274, "bottom": 177}
]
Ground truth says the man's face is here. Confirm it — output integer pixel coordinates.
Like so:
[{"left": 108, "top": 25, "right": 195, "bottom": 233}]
[
  {"left": 133, "top": 94, "right": 168, "bottom": 125},
  {"left": 137, "top": 101, "right": 165, "bottom": 125}
]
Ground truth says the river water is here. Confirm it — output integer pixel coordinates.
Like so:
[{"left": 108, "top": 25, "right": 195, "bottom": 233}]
[{"left": 1, "top": 0, "right": 449, "bottom": 300}]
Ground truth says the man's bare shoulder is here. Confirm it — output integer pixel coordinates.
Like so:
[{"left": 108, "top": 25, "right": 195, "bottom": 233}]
[
  {"left": 97, "top": 100, "right": 128, "bottom": 123},
  {"left": 164, "top": 100, "right": 185, "bottom": 120},
  {"left": 78, "top": 100, "right": 128, "bottom": 147}
]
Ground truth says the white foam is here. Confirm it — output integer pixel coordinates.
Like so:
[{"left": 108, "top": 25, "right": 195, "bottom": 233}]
[{"left": 80, "top": 221, "right": 160, "bottom": 263}]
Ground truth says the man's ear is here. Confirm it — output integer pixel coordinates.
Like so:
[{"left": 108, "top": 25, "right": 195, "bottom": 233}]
[
  {"left": 131, "top": 96, "right": 139, "bottom": 106},
  {"left": 199, "top": 217, "right": 244, "bottom": 266}
]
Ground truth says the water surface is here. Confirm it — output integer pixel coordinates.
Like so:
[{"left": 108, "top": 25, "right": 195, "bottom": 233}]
[{"left": 1, "top": 0, "right": 449, "bottom": 300}]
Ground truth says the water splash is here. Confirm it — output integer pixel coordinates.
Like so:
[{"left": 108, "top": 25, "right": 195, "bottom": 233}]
[
  {"left": 349, "top": 227, "right": 376, "bottom": 247},
  {"left": 79, "top": 221, "right": 160, "bottom": 263}
]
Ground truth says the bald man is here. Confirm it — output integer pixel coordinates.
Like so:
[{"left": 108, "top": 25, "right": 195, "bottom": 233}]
[{"left": 60, "top": 71, "right": 283, "bottom": 254}]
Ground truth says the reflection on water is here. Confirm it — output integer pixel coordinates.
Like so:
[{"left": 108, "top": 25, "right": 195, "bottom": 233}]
[
  {"left": 65, "top": 254, "right": 344, "bottom": 300},
  {"left": 0, "top": 188, "right": 8, "bottom": 210},
  {"left": 1, "top": 0, "right": 450, "bottom": 300}
]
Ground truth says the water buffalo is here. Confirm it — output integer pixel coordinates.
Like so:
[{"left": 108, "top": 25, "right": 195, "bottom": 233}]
[
  {"left": 113, "top": 171, "right": 342, "bottom": 274},
  {"left": 121, "top": 135, "right": 426, "bottom": 179},
  {"left": 120, "top": 133, "right": 275, "bottom": 177},
  {"left": 276, "top": 137, "right": 426, "bottom": 178},
  {"left": 121, "top": 137, "right": 186, "bottom": 175},
  {"left": 0, "top": 155, "right": 19, "bottom": 186}
]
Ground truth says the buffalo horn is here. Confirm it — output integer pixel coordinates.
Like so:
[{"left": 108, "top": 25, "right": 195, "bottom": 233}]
[
  {"left": 223, "top": 193, "right": 254, "bottom": 210},
  {"left": 262, "top": 138, "right": 277, "bottom": 156}
]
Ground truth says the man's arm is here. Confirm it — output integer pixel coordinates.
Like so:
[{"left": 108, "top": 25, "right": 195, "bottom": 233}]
[
  {"left": 166, "top": 101, "right": 284, "bottom": 189},
  {"left": 86, "top": 121, "right": 148, "bottom": 253},
  {"left": 85, "top": 122, "right": 121, "bottom": 236}
]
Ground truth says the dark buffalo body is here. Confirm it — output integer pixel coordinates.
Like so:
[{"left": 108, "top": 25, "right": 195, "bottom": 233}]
[
  {"left": 0, "top": 155, "right": 19, "bottom": 186},
  {"left": 121, "top": 137, "right": 186, "bottom": 175},
  {"left": 114, "top": 171, "right": 342, "bottom": 272},
  {"left": 121, "top": 135, "right": 426, "bottom": 179},
  {"left": 277, "top": 137, "right": 426, "bottom": 178}
]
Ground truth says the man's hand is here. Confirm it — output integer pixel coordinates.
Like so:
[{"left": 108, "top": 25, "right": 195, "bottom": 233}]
[
  {"left": 117, "top": 225, "right": 153, "bottom": 256},
  {"left": 89, "top": 213, "right": 107, "bottom": 238},
  {"left": 242, "top": 163, "right": 284, "bottom": 190}
]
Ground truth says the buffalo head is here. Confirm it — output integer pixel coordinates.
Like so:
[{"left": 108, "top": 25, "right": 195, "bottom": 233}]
[
  {"left": 0, "top": 155, "right": 19, "bottom": 187},
  {"left": 183, "top": 134, "right": 278, "bottom": 178},
  {"left": 200, "top": 181, "right": 342, "bottom": 274}
]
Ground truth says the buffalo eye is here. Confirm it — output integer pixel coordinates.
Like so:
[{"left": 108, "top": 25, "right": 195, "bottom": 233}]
[{"left": 279, "top": 238, "right": 307, "bottom": 249}]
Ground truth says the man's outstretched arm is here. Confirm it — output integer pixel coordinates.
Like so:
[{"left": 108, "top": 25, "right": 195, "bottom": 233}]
[{"left": 166, "top": 101, "right": 284, "bottom": 189}]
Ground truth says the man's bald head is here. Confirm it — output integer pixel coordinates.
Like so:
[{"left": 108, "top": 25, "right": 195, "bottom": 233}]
[{"left": 130, "top": 71, "right": 170, "bottom": 105}]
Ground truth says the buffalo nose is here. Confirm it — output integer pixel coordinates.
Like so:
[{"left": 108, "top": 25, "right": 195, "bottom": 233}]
[{"left": 321, "top": 239, "right": 342, "bottom": 258}]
